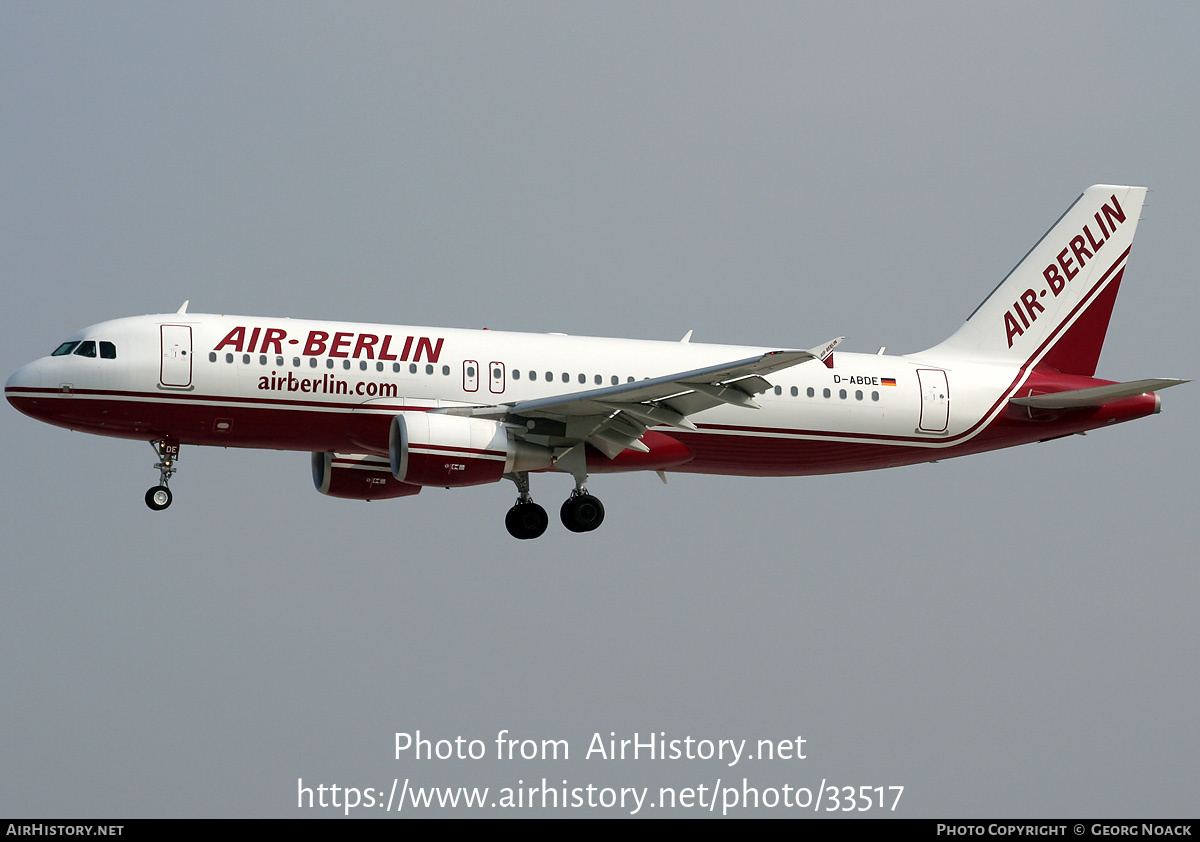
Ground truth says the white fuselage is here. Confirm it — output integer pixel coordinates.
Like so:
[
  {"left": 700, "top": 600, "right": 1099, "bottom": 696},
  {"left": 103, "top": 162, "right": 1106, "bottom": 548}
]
[{"left": 6, "top": 312, "right": 1143, "bottom": 479}]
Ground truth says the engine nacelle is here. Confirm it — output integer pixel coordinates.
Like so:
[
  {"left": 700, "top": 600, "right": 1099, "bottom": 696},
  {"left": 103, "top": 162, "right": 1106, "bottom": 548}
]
[
  {"left": 312, "top": 452, "right": 423, "bottom": 500},
  {"left": 390, "top": 411, "right": 552, "bottom": 487}
]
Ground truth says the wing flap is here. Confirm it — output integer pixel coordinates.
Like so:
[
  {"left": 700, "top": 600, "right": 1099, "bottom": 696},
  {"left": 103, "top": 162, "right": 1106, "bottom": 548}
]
[{"left": 595, "top": 401, "right": 698, "bottom": 431}]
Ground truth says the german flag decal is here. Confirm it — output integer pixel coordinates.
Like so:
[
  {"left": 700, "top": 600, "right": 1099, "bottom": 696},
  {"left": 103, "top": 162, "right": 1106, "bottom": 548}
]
[{"left": 881, "top": 377, "right": 897, "bottom": 387}]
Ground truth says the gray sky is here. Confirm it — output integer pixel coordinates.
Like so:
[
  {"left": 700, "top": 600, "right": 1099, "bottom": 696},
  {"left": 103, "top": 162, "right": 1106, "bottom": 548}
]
[{"left": 2, "top": 1, "right": 1197, "bottom": 818}]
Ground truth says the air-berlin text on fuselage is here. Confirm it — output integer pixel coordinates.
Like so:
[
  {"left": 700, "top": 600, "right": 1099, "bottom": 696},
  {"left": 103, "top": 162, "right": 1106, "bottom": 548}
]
[
  {"left": 213, "top": 326, "right": 444, "bottom": 363},
  {"left": 1003, "top": 193, "right": 1127, "bottom": 348}
]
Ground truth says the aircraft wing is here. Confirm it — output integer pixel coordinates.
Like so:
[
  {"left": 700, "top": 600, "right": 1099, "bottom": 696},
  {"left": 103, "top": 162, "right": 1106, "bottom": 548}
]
[{"left": 438, "top": 338, "right": 842, "bottom": 459}]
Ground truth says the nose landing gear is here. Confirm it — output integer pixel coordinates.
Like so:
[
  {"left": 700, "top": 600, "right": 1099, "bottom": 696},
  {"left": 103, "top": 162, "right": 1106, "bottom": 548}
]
[{"left": 145, "top": 439, "right": 179, "bottom": 511}]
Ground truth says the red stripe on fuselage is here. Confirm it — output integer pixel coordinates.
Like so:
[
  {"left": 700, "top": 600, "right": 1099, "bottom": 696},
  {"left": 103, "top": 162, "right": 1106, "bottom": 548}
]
[
  {"left": 6, "top": 387, "right": 1157, "bottom": 477},
  {"left": 3, "top": 385, "right": 413, "bottom": 414},
  {"left": 675, "top": 392, "right": 1155, "bottom": 475}
]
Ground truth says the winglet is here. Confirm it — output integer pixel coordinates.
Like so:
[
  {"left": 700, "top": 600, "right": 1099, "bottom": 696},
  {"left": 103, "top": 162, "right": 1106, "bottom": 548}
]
[
  {"left": 808, "top": 336, "right": 843, "bottom": 369},
  {"left": 176, "top": 300, "right": 190, "bottom": 314}
]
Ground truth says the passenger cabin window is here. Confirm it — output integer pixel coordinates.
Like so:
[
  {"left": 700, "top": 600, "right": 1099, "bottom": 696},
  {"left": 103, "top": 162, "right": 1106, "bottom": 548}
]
[
  {"left": 52, "top": 341, "right": 80, "bottom": 356},
  {"left": 74, "top": 341, "right": 97, "bottom": 357}
]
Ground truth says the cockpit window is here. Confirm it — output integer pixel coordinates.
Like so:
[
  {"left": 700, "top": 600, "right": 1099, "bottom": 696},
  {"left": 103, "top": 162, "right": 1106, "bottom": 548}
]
[
  {"left": 100, "top": 341, "right": 116, "bottom": 359},
  {"left": 52, "top": 341, "right": 80, "bottom": 356},
  {"left": 74, "top": 340, "right": 97, "bottom": 357}
]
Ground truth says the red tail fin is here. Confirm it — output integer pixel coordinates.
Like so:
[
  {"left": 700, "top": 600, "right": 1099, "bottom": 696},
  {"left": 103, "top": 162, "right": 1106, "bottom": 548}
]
[{"left": 1034, "top": 267, "right": 1124, "bottom": 376}]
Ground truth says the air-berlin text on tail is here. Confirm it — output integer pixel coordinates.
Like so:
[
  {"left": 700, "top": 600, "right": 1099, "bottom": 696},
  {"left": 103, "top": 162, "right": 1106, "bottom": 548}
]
[
  {"left": 1003, "top": 193, "right": 1128, "bottom": 348},
  {"left": 213, "top": 326, "right": 445, "bottom": 363}
]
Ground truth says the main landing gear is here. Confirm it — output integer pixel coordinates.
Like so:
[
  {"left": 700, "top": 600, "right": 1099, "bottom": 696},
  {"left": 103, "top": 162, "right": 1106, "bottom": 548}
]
[
  {"left": 505, "top": 471, "right": 548, "bottom": 539},
  {"left": 506, "top": 500, "right": 549, "bottom": 540},
  {"left": 560, "top": 490, "right": 604, "bottom": 533},
  {"left": 145, "top": 439, "right": 179, "bottom": 511},
  {"left": 503, "top": 471, "right": 605, "bottom": 539}
]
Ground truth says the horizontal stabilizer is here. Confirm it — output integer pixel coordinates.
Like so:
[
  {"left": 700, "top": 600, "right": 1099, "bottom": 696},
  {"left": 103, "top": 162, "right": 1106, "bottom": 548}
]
[{"left": 1009, "top": 378, "right": 1188, "bottom": 409}]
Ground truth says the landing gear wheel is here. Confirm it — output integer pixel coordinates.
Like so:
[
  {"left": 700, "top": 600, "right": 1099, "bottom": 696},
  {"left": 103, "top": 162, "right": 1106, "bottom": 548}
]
[
  {"left": 506, "top": 502, "right": 549, "bottom": 539},
  {"left": 145, "top": 485, "right": 173, "bottom": 511},
  {"left": 147, "top": 440, "right": 180, "bottom": 511},
  {"left": 560, "top": 493, "right": 605, "bottom": 533}
]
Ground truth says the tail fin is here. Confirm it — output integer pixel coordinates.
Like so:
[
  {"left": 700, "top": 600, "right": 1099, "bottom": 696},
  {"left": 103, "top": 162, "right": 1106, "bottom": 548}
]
[{"left": 924, "top": 185, "right": 1146, "bottom": 375}]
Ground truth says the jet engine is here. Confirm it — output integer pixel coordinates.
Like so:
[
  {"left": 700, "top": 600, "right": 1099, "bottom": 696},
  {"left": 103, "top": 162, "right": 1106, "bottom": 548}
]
[
  {"left": 312, "top": 452, "right": 422, "bottom": 500},
  {"left": 389, "top": 411, "right": 552, "bottom": 487}
]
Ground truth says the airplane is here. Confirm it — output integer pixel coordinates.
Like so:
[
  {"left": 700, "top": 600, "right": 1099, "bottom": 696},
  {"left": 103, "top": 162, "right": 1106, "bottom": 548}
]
[{"left": 5, "top": 185, "right": 1187, "bottom": 539}]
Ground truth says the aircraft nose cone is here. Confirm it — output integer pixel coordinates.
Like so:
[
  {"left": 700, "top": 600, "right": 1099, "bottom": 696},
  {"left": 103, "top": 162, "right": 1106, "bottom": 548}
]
[{"left": 6, "top": 361, "right": 44, "bottom": 407}]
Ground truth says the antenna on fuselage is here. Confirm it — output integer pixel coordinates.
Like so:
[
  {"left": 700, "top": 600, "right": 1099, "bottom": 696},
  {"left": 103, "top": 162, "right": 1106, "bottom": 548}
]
[{"left": 176, "top": 300, "right": 190, "bottom": 314}]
